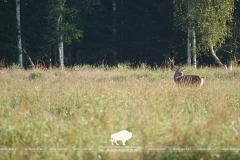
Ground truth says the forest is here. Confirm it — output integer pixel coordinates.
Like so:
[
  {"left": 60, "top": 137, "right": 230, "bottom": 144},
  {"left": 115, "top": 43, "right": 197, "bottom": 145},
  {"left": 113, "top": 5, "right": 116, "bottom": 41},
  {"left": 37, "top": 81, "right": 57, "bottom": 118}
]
[
  {"left": 2, "top": 1, "right": 240, "bottom": 159},
  {"left": 1, "top": 0, "right": 239, "bottom": 68}
]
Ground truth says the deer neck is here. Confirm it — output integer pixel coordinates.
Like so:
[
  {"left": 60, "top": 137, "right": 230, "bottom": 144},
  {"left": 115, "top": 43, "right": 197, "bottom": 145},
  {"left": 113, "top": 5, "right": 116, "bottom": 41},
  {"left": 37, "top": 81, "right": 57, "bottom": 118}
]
[{"left": 174, "top": 73, "right": 179, "bottom": 83}]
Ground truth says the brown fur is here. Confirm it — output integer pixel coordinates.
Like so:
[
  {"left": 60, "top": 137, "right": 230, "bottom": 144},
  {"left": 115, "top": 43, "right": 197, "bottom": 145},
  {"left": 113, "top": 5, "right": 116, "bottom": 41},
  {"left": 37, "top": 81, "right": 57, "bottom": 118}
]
[
  {"left": 169, "top": 57, "right": 206, "bottom": 87},
  {"left": 176, "top": 75, "right": 206, "bottom": 86}
]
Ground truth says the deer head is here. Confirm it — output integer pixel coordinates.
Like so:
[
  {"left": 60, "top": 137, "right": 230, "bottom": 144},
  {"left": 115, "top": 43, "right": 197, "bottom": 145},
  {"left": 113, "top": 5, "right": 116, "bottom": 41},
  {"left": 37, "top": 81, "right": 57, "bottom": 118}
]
[{"left": 169, "top": 57, "right": 187, "bottom": 83}]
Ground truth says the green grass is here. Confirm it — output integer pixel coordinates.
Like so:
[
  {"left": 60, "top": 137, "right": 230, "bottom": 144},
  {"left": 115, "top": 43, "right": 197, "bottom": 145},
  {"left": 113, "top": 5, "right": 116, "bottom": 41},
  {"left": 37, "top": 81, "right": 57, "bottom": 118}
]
[
  {"left": 0, "top": 64, "right": 240, "bottom": 159},
  {"left": 29, "top": 71, "right": 45, "bottom": 80}
]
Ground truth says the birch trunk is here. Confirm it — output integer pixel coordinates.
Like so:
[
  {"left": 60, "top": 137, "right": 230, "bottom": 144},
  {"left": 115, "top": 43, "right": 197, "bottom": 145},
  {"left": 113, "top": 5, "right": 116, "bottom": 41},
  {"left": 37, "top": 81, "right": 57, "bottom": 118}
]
[
  {"left": 16, "top": 0, "right": 23, "bottom": 69},
  {"left": 192, "top": 27, "right": 196, "bottom": 68},
  {"left": 23, "top": 49, "right": 35, "bottom": 68},
  {"left": 187, "top": 27, "right": 191, "bottom": 67},
  {"left": 112, "top": 0, "right": 117, "bottom": 66},
  {"left": 120, "top": 0, "right": 123, "bottom": 62},
  {"left": 58, "top": 36, "right": 64, "bottom": 68},
  {"left": 210, "top": 43, "right": 227, "bottom": 69},
  {"left": 186, "top": 0, "right": 191, "bottom": 67},
  {"left": 48, "top": 45, "right": 52, "bottom": 68},
  {"left": 229, "top": 61, "right": 233, "bottom": 71},
  {"left": 57, "top": 0, "right": 64, "bottom": 69}
]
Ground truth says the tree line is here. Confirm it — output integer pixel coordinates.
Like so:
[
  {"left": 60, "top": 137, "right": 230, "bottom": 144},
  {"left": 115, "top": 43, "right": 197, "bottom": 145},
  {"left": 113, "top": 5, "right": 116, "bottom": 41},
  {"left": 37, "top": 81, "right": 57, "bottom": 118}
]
[{"left": 1, "top": 0, "right": 240, "bottom": 68}]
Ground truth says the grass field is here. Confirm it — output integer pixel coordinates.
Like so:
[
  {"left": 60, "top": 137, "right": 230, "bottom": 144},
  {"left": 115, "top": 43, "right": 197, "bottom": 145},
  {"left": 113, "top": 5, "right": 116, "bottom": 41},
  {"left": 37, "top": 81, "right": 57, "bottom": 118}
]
[{"left": 0, "top": 64, "right": 240, "bottom": 159}]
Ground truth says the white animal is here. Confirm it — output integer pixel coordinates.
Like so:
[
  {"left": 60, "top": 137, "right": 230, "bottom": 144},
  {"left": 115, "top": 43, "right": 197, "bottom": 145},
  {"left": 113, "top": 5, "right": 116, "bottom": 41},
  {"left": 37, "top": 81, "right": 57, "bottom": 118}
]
[{"left": 110, "top": 130, "right": 132, "bottom": 145}]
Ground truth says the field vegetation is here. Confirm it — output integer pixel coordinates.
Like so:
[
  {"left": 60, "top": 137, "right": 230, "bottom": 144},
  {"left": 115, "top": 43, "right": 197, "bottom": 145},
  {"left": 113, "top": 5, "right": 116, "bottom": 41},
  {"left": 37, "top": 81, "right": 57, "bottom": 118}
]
[{"left": 0, "top": 63, "right": 240, "bottom": 159}]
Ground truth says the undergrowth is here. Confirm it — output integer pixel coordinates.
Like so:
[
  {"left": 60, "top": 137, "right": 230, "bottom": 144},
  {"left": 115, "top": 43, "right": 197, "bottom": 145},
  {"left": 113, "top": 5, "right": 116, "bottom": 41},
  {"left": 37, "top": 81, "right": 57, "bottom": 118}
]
[{"left": 0, "top": 63, "right": 240, "bottom": 159}]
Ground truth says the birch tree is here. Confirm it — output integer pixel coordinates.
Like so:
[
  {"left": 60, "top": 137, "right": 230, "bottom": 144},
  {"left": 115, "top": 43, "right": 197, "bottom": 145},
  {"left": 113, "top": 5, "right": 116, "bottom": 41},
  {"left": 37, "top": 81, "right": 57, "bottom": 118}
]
[
  {"left": 48, "top": 0, "right": 98, "bottom": 67},
  {"left": 112, "top": 0, "right": 117, "bottom": 66},
  {"left": 186, "top": 0, "right": 191, "bottom": 67},
  {"left": 192, "top": 27, "right": 196, "bottom": 68},
  {"left": 187, "top": 28, "right": 191, "bottom": 66},
  {"left": 173, "top": 0, "right": 234, "bottom": 69},
  {"left": 16, "top": 0, "right": 23, "bottom": 68},
  {"left": 198, "top": 0, "right": 233, "bottom": 69},
  {"left": 57, "top": 0, "right": 66, "bottom": 69},
  {"left": 191, "top": 1, "right": 197, "bottom": 68}
]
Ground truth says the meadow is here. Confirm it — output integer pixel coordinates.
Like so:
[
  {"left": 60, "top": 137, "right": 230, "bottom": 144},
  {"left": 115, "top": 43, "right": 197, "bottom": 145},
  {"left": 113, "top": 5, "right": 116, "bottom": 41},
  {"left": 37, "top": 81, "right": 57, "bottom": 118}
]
[{"left": 0, "top": 64, "right": 240, "bottom": 159}]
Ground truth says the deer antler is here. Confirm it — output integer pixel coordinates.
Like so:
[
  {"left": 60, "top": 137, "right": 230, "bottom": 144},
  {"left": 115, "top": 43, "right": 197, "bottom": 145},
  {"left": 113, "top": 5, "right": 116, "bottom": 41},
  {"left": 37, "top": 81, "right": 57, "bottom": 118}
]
[
  {"left": 179, "top": 63, "right": 187, "bottom": 72},
  {"left": 169, "top": 57, "right": 187, "bottom": 72},
  {"left": 169, "top": 57, "right": 179, "bottom": 71},
  {"left": 181, "top": 68, "right": 187, "bottom": 72}
]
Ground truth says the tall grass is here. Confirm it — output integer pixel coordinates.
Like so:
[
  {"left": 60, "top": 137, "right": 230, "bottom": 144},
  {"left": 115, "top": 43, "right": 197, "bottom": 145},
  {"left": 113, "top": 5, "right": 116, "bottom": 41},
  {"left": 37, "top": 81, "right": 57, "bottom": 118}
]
[{"left": 0, "top": 64, "right": 240, "bottom": 159}]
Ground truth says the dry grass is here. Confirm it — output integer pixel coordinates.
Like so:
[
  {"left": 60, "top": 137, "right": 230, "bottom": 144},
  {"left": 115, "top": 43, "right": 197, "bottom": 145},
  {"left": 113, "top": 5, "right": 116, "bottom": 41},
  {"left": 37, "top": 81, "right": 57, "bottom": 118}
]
[{"left": 0, "top": 64, "right": 240, "bottom": 159}]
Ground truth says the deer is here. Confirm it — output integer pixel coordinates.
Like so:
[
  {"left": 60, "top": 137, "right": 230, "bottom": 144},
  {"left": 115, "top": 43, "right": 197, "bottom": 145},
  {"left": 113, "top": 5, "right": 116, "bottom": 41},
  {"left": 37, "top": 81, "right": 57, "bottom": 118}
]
[{"left": 169, "top": 57, "right": 206, "bottom": 87}]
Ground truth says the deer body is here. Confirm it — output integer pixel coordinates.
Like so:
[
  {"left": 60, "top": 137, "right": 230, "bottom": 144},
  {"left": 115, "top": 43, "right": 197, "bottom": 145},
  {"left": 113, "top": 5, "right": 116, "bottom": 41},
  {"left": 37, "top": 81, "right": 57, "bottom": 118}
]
[
  {"left": 170, "top": 57, "right": 206, "bottom": 87},
  {"left": 174, "top": 74, "right": 205, "bottom": 86}
]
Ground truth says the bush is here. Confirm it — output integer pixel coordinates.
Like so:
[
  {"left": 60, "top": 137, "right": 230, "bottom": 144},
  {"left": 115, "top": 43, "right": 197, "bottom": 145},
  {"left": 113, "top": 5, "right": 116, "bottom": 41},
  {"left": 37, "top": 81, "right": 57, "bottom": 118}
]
[
  {"left": 29, "top": 72, "right": 44, "bottom": 79},
  {"left": 8, "top": 63, "right": 21, "bottom": 71}
]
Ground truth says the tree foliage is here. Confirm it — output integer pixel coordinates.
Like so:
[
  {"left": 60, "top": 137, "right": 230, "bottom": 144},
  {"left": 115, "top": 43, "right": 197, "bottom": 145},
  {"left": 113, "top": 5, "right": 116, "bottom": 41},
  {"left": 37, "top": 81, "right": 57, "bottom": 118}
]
[
  {"left": 0, "top": 0, "right": 240, "bottom": 67},
  {"left": 174, "top": 0, "right": 235, "bottom": 49}
]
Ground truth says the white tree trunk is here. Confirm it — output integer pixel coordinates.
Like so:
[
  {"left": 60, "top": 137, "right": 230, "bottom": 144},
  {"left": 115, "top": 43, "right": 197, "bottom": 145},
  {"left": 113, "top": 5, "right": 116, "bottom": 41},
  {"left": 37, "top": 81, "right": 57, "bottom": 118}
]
[
  {"left": 23, "top": 49, "right": 35, "bottom": 68},
  {"left": 120, "top": 0, "right": 123, "bottom": 61},
  {"left": 112, "top": 0, "right": 117, "bottom": 65},
  {"left": 210, "top": 43, "right": 227, "bottom": 69},
  {"left": 192, "top": 27, "right": 197, "bottom": 68},
  {"left": 16, "top": 0, "right": 23, "bottom": 69},
  {"left": 187, "top": 27, "right": 191, "bottom": 67},
  {"left": 229, "top": 61, "right": 233, "bottom": 71},
  {"left": 58, "top": 36, "right": 64, "bottom": 68},
  {"left": 57, "top": 0, "right": 64, "bottom": 69}
]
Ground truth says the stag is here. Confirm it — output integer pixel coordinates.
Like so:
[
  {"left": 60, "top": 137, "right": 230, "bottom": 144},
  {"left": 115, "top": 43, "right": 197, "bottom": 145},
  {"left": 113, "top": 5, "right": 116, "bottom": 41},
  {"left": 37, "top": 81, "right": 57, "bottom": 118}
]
[{"left": 169, "top": 57, "right": 206, "bottom": 87}]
